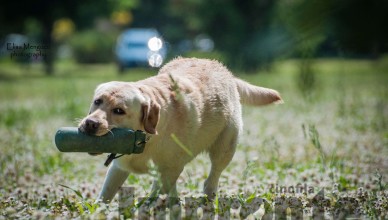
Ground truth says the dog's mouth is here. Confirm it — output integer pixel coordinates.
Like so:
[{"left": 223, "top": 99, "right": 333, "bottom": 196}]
[
  {"left": 88, "top": 152, "right": 103, "bottom": 156},
  {"left": 78, "top": 118, "right": 110, "bottom": 136},
  {"left": 78, "top": 118, "right": 110, "bottom": 156}
]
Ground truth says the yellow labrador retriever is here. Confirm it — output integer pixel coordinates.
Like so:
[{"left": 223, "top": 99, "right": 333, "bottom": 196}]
[{"left": 79, "top": 57, "right": 282, "bottom": 202}]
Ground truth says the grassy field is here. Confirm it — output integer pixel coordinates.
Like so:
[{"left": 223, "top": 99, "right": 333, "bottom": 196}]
[{"left": 0, "top": 58, "right": 387, "bottom": 219}]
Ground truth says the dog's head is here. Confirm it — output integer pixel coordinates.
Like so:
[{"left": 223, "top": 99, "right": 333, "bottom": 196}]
[{"left": 79, "top": 82, "right": 160, "bottom": 151}]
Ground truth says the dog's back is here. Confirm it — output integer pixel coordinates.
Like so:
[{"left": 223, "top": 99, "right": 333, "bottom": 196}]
[
  {"left": 159, "top": 57, "right": 282, "bottom": 108},
  {"left": 150, "top": 57, "right": 282, "bottom": 155}
]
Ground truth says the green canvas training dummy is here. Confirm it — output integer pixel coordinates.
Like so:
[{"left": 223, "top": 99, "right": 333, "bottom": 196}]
[{"left": 54, "top": 127, "right": 147, "bottom": 166}]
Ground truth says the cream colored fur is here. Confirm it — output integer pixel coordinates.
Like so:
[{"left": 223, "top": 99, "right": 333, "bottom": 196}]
[{"left": 78, "top": 57, "right": 282, "bottom": 202}]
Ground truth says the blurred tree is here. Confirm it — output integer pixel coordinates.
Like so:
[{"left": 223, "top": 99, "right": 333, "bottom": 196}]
[
  {"left": 276, "top": 0, "right": 331, "bottom": 56},
  {"left": 0, "top": 0, "right": 132, "bottom": 74},
  {"left": 70, "top": 30, "right": 115, "bottom": 63},
  {"left": 166, "top": 0, "right": 388, "bottom": 70},
  {"left": 331, "top": 0, "right": 388, "bottom": 57},
  {"left": 276, "top": 0, "right": 332, "bottom": 97},
  {"left": 169, "top": 0, "right": 280, "bottom": 71},
  {"left": 276, "top": 0, "right": 388, "bottom": 58},
  {"left": 130, "top": 0, "right": 187, "bottom": 45},
  {"left": 52, "top": 18, "right": 76, "bottom": 42},
  {"left": 2, "top": 0, "right": 387, "bottom": 74}
]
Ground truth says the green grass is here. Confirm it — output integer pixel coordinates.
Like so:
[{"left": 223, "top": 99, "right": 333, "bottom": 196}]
[{"left": 0, "top": 58, "right": 387, "bottom": 219}]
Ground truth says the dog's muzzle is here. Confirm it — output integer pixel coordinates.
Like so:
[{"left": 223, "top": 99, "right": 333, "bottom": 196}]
[{"left": 82, "top": 118, "right": 101, "bottom": 135}]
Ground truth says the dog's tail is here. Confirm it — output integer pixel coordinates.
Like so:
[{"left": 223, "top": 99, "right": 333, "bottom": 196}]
[{"left": 235, "top": 78, "right": 283, "bottom": 106}]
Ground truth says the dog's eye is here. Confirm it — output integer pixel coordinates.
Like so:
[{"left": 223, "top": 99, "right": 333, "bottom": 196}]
[
  {"left": 112, "top": 108, "right": 125, "bottom": 115},
  {"left": 94, "top": 99, "right": 103, "bottom": 105}
]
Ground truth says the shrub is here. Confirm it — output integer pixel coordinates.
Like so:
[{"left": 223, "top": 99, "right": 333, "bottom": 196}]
[{"left": 70, "top": 30, "right": 116, "bottom": 63}]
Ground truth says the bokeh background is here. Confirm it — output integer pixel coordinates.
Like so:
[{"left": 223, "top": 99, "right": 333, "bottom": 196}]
[{"left": 1, "top": 0, "right": 388, "bottom": 72}]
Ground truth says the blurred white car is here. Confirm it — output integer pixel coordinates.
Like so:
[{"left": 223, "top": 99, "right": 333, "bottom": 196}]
[{"left": 115, "top": 28, "right": 167, "bottom": 72}]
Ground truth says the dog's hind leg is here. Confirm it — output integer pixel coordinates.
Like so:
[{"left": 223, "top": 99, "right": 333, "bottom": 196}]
[
  {"left": 96, "top": 163, "right": 129, "bottom": 203},
  {"left": 204, "top": 126, "right": 238, "bottom": 199}
]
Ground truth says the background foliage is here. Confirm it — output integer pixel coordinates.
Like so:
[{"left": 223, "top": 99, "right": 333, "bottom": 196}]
[{"left": 1, "top": 0, "right": 388, "bottom": 72}]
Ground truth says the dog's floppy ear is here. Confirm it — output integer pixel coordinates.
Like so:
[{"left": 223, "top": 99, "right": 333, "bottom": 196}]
[{"left": 141, "top": 101, "right": 160, "bottom": 134}]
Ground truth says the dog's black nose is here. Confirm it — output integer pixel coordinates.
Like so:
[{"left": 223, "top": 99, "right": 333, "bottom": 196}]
[{"left": 84, "top": 118, "right": 100, "bottom": 134}]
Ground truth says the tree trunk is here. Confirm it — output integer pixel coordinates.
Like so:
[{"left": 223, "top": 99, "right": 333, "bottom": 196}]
[{"left": 42, "top": 20, "right": 54, "bottom": 75}]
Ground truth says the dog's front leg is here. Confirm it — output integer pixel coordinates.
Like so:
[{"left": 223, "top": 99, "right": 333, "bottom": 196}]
[{"left": 96, "top": 163, "right": 129, "bottom": 203}]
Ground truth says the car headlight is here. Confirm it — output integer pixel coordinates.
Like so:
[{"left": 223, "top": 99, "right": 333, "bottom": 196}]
[
  {"left": 148, "top": 53, "right": 163, "bottom": 67},
  {"left": 148, "top": 37, "right": 163, "bottom": 51}
]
